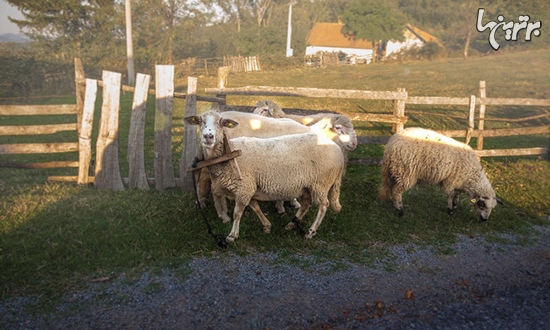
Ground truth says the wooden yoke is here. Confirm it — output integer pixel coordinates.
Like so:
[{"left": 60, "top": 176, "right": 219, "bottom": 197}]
[{"left": 186, "top": 130, "right": 243, "bottom": 180}]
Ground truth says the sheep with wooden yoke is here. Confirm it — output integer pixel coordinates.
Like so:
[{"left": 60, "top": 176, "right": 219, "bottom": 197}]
[
  {"left": 197, "top": 111, "right": 355, "bottom": 217},
  {"left": 185, "top": 110, "right": 345, "bottom": 242},
  {"left": 379, "top": 127, "right": 499, "bottom": 221},
  {"left": 253, "top": 100, "right": 358, "bottom": 150}
]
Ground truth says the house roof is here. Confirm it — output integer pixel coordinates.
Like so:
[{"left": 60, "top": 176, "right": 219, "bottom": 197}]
[
  {"left": 306, "top": 23, "right": 373, "bottom": 50},
  {"left": 306, "top": 22, "right": 442, "bottom": 50}
]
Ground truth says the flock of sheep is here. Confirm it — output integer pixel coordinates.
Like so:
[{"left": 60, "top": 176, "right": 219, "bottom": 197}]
[{"left": 184, "top": 100, "right": 499, "bottom": 243}]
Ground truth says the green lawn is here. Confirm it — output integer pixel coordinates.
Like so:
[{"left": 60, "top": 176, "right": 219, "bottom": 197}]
[{"left": 1, "top": 49, "right": 549, "bottom": 297}]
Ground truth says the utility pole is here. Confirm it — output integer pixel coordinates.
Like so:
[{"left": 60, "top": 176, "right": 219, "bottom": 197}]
[
  {"left": 125, "top": 0, "right": 135, "bottom": 86},
  {"left": 286, "top": 0, "right": 293, "bottom": 57}
]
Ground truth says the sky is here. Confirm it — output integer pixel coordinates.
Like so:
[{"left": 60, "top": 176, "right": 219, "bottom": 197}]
[{"left": 0, "top": 0, "right": 24, "bottom": 34}]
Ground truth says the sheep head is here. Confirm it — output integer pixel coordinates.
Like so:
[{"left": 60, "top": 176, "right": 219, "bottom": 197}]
[
  {"left": 253, "top": 100, "right": 285, "bottom": 118},
  {"left": 311, "top": 115, "right": 358, "bottom": 151},
  {"left": 184, "top": 111, "right": 239, "bottom": 150}
]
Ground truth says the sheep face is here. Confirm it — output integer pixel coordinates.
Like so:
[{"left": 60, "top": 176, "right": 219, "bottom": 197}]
[
  {"left": 253, "top": 100, "right": 284, "bottom": 118},
  {"left": 471, "top": 195, "right": 498, "bottom": 222},
  {"left": 313, "top": 116, "right": 358, "bottom": 151},
  {"left": 184, "top": 111, "right": 239, "bottom": 150}
]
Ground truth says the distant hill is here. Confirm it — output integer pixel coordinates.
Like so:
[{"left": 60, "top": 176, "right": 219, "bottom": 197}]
[{"left": 0, "top": 33, "right": 29, "bottom": 43}]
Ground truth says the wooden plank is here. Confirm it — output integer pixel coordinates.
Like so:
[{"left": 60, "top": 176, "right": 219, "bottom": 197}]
[
  {"left": 437, "top": 126, "right": 550, "bottom": 138},
  {"left": 348, "top": 113, "right": 408, "bottom": 124},
  {"left": 48, "top": 176, "right": 187, "bottom": 186},
  {"left": 476, "top": 147, "right": 548, "bottom": 157},
  {"left": 127, "top": 73, "right": 151, "bottom": 190},
  {"left": 349, "top": 158, "right": 383, "bottom": 165},
  {"left": 465, "top": 95, "right": 476, "bottom": 145},
  {"left": 78, "top": 79, "right": 97, "bottom": 185},
  {"left": 0, "top": 142, "right": 78, "bottom": 154},
  {"left": 154, "top": 65, "right": 176, "bottom": 191},
  {"left": 180, "top": 76, "right": 198, "bottom": 192},
  {"left": 74, "top": 58, "right": 86, "bottom": 136},
  {"left": 186, "top": 150, "right": 242, "bottom": 172},
  {"left": 205, "top": 86, "right": 408, "bottom": 100},
  {"left": 481, "top": 98, "right": 550, "bottom": 106},
  {"left": 0, "top": 161, "right": 79, "bottom": 169},
  {"left": 357, "top": 136, "right": 391, "bottom": 145},
  {"left": 95, "top": 71, "right": 124, "bottom": 191},
  {"left": 477, "top": 81, "right": 486, "bottom": 151},
  {"left": 0, "top": 123, "right": 77, "bottom": 136},
  {"left": 393, "top": 88, "right": 407, "bottom": 132},
  {"left": 406, "top": 96, "right": 470, "bottom": 105},
  {"left": 0, "top": 104, "right": 77, "bottom": 116}
]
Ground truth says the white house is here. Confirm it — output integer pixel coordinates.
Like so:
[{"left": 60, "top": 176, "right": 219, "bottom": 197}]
[{"left": 305, "top": 22, "right": 441, "bottom": 60}]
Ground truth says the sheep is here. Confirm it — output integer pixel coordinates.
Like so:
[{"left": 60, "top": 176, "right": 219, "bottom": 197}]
[
  {"left": 184, "top": 110, "right": 345, "bottom": 242},
  {"left": 197, "top": 111, "right": 355, "bottom": 217},
  {"left": 253, "top": 100, "right": 357, "bottom": 144},
  {"left": 379, "top": 127, "right": 499, "bottom": 221}
]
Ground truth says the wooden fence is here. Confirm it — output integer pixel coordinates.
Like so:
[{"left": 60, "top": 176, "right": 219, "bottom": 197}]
[
  {"left": 223, "top": 56, "right": 261, "bottom": 73},
  {"left": 2, "top": 59, "right": 549, "bottom": 192},
  {"left": 205, "top": 82, "right": 550, "bottom": 164}
]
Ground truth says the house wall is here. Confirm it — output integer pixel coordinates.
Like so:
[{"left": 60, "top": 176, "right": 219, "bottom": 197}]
[
  {"left": 305, "top": 46, "right": 373, "bottom": 57},
  {"left": 385, "top": 30, "right": 424, "bottom": 57}
]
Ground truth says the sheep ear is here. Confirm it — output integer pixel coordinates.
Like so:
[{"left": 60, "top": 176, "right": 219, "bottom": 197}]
[
  {"left": 221, "top": 118, "right": 239, "bottom": 129},
  {"left": 469, "top": 197, "right": 477, "bottom": 205},
  {"left": 184, "top": 116, "right": 201, "bottom": 125}
]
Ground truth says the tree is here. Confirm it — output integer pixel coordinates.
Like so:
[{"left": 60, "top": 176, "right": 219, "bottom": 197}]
[{"left": 341, "top": 0, "right": 407, "bottom": 61}]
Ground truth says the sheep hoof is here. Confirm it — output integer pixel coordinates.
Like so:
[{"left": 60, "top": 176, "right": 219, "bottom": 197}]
[
  {"left": 263, "top": 225, "right": 271, "bottom": 234},
  {"left": 284, "top": 222, "right": 296, "bottom": 231},
  {"left": 397, "top": 209, "right": 405, "bottom": 217},
  {"left": 277, "top": 206, "right": 286, "bottom": 214},
  {"left": 305, "top": 229, "right": 317, "bottom": 239},
  {"left": 220, "top": 214, "right": 231, "bottom": 223},
  {"left": 226, "top": 235, "right": 236, "bottom": 243},
  {"left": 446, "top": 207, "right": 455, "bottom": 215},
  {"left": 291, "top": 200, "right": 301, "bottom": 209}
]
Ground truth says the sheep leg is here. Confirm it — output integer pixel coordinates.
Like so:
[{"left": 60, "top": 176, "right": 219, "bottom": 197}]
[
  {"left": 227, "top": 200, "right": 247, "bottom": 243},
  {"left": 275, "top": 201, "right": 286, "bottom": 214},
  {"left": 197, "top": 168, "right": 211, "bottom": 208},
  {"left": 446, "top": 190, "right": 460, "bottom": 215},
  {"left": 290, "top": 198, "right": 301, "bottom": 209},
  {"left": 249, "top": 200, "right": 272, "bottom": 234},
  {"left": 391, "top": 190, "right": 405, "bottom": 217},
  {"left": 305, "top": 204, "right": 328, "bottom": 240},
  {"left": 285, "top": 191, "right": 311, "bottom": 231},
  {"left": 212, "top": 185, "right": 231, "bottom": 223}
]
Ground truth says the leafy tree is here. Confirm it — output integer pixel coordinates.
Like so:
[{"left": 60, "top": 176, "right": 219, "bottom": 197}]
[{"left": 341, "top": 0, "right": 407, "bottom": 61}]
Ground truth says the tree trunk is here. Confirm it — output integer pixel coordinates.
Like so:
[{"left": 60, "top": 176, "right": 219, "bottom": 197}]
[{"left": 463, "top": 28, "right": 472, "bottom": 58}]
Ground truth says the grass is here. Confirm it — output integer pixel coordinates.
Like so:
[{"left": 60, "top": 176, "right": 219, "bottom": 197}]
[{"left": 1, "top": 49, "right": 549, "bottom": 297}]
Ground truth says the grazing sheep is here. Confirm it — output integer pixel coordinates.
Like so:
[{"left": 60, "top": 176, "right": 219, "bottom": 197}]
[
  {"left": 253, "top": 100, "right": 358, "bottom": 149},
  {"left": 197, "top": 111, "right": 355, "bottom": 216},
  {"left": 185, "top": 110, "right": 345, "bottom": 242},
  {"left": 379, "top": 127, "right": 498, "bottom": 221}
]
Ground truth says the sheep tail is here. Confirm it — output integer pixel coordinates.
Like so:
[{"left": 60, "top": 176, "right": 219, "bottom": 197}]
[{"left": 379, "top": 163, "right": 392, "bottom": 201}]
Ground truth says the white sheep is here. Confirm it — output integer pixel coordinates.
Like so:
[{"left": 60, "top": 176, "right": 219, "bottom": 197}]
[
  {"left": 253, "top": 100, "right": 358, "bottom": 146},
  {"left": 379, "top": 127, "right": 499, "bottom": 221},
  {"left": 197, "top": 111, "right": 355, "bottom": 216},
  {"left": 185, "top": 110, "right": 345, "bottom": 242}
]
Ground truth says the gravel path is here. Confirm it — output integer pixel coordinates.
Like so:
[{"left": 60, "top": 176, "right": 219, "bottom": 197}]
[{"left": 3, "top": 226, "right": 550, "bottom": 329}]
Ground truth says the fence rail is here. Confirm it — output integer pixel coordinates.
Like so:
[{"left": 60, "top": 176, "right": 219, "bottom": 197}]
[{"left": 1, "top": 58, "right": 548, "bottom": 192}]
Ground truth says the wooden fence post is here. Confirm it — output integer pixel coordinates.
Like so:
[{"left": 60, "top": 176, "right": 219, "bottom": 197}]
[
  {"left": 465, "top": 95, "right": 476, "bottom": 146},
  {"left": 95, "top": 71, "right": 124, "bottom": 191},
  {"left": 74, "top": 58, "right": 85, "bottom": 137},
  {"left": 154, "top": 65, "right": 176, "bottom": 191},
  {"left": 127, "top": 73, "right": 151, "bottom": 190},
  {"left": 77, "top": 79, "right": 97, "bottom": 185},
  {"left": 218, "top": 66, "right": 230, "bottom": 89},
  {"left": 477, "top": 81, "right": 487, "bottom": 151},
  {"left": 392, "top": 88, "right": 406, "bottom": 133},
  {"left": 180, "top": 76, "right": 198, "bottom": 192}
]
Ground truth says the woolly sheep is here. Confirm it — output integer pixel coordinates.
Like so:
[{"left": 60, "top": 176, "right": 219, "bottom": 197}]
[
  {"left": 197, "top": 111, "right": 355, "bottom": 215},
  {"left": 379, "top": 127, "right": 499, "bottom": 221},
  {"left": 185, "top": 110, "right": 345, "bottom": 242},
  {"left": 253, "top": 100, "right": 358, "bottom": 149}
]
